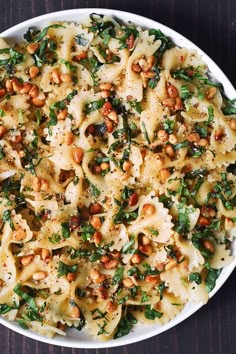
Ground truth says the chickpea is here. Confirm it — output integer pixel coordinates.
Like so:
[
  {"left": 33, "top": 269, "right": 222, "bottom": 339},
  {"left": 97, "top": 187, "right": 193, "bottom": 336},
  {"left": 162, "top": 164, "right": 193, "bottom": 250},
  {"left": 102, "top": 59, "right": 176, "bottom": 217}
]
[
  {"left": 64, "top": 131, "right": 74, "bottom": 146},
  {"left": 142, "top": 235, "right": 151, "bottom": 245},
  {"left": 168, "top": 134, "right": 177, "bottom": 144},
  {"left": 203, "top": 240, "right": 215, "bottom": 253},
  {"left": 90, "top": 269, "right": 100, "bottom": 281},
  {"left": 29, "top": 66, "right": 40, "bottom": 79},
  {"left": 167, "top": 83, "right": 179, "bottom": 98},
  {"left": 123, "top": 277, "right": 134, "bottom": 288},
  {"left": 90, "top": 204, "right": 102, "bottom": 214},
  {"left": 90, "top": 216, "right": 101, "bottom": 230},
  {"left": 32, "top": 271, "right": 47, "bottom": 281},
  {"left": 165, "top": 144, "right": 175, "bottom": 158},
  {"left": 57, "top": 108, "right": 68, "bottom": 120},
  {"left": 70, "top": 305, "right": 80, "bottom": 318},
  {"left": 67, "top": 272, "right": 76, "bottom": 282},
  {"left": 131, "top": 254, "right": 142, "bottom": 264},
  {"left": 229, "top": 120, "right": 236, "bottom": 131},
  {"left": 92, "top": 231, "right": 102, "bottom": 245},
  {"left": 106, "top": 301, "right": 117, "bottom": 313},
  {"left": 27, "top": 42, "right": 39, "bottom": 54},
  {"left": 72, "top": 147, "right": 84, "bottom": 163},
  {"left": 0, "top": 126, "right": 7, "bottom": 138},
  {"left": 145, "top": 275, "right": 159, "bottom": 284},
  {"left": 60, "top": 74, "right": 72, "bottom": 83},
  {"left": 142, "top": 204, "right": 156, "bottom": 216},
  {"left": 21, "top": 254, "right": 34, "bottom": 266},
  {"left": 100, "top": 162, "right": 110, "bottom": 171},
  {"left": 51, "top": 68, "right": 61, "bottom": 84},
  {"left": 157, "top": 129, "right": 169, "bottom": 142},
  {"left": 165, "top": 259, "right": 177, "bottom": 271},
  {"left": 99, "top": 83, "right": 112, "bottom": 91},
  {"left": 159, "top": 168, "right": 171, "bottom": 181},
  {"left": 187, "top": 133, "right": 200, "bottom": 143},
  {"left": 139, "top": 244, "right": 152, "bottom": 255},
  {"left": 12, "top": 228, "right": 26, "bottom": 241}
]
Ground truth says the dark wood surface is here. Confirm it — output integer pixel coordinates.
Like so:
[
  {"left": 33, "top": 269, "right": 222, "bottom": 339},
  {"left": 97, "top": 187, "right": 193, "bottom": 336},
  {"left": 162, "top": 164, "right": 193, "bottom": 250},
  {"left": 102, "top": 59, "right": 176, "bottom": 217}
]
[{"left": 0, "top": 1, "right": 235, "bottom": 353}]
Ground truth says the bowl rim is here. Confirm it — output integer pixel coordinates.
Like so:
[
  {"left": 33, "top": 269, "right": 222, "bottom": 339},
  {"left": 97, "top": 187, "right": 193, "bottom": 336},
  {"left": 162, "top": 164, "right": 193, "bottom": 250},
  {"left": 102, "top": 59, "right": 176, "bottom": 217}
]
[{"left": 0, "top": 7, "right": 235, "bottom": 349}]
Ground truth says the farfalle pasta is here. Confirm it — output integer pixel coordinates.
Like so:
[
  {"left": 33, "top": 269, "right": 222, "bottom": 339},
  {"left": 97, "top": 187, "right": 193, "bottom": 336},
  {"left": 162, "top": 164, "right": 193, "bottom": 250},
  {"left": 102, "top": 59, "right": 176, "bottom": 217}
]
[{"left": 0, "top": 14, "right": 235, "bottom": 341}]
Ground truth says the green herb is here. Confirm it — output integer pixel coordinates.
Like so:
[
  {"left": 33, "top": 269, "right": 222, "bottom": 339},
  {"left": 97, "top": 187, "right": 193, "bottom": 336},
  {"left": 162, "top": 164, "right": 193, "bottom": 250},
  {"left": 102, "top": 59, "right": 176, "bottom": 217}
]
[
  {"left": 114, "top": 312, "right": 137, "bottom": 339},
  {"left": 0, "top": 302, "right": 19, "bottom": 314},
  {"left": 18, "top": 319, "right": 29, "bottom": 329},
  {"left": 108, "top": 140, "right": 123, "bottom": 153},
  {"left": 163, "top": 119, "right": 175, "bottom": 134},
  {"left": 188, "top": 272, "right": 202, "bottom": 285},
  {"left": 141, "top": 291, "right": 149, "bottom": 303},
  {"left": 13, "top": 284, "right": 41, "bottom": 322},
  {"left": 33, "top": 24, "right": 65, "bottom": 42},
  {"left": 0, "top": 109, "right": 5, "bottom": 117},
  {"left": 147, "top": 227, "right": 159, "bottom": 236},
  {"left": 205, "top": 268, "right": 222, "bottom": 292},
  {"left": 155, "top": 283, "right": 166, "bottom": 300},
  {"left": 222, "top": 98, "right": 236, "bottom": 115},
  {"left": 0, "top": 146, "right": 5, "bottom": 160},
  {"left": 172, "top": 68, "right": 193, "bottom": 81},
  {"left": 112, "top": 266, "right": 124, "bottom": 285},
  {"left": 2, "top": 209, "right": 14, "bottom": 230},
  {"left": 118, "top": 26, "right": 139, "bottom": 50},
  {"left": 174, "top": 140, "right": 190, "bottom": 150},
  {"left": 73, "top": 176, "right": 79, "bottom": 185},
  {"left": 84, "top": 99, "right": 105, "bottom": 114},
  {"left": 149, "top": 29, "right": 173, "bottom": 59},
  {"left": 0, "top": 48, "right": 25, "bottom": 74},
  {"left": 60, "top": 59, "right": 77, "bottom": 72},
  {"left": 117, "top": 296, "right": 129, "bottom": 305},
  {"left": 144, "top": 305, "right": 163, "bottom": 320},
  {"left": 148, "top": 67, "right": 161, "bottom": 89},
  {"left": 97, "top": 320, "right": 109, "bottom": 335},
  {"left": 194, "top": 123, "right": 208, "bottom": 138},
  {"left": 142, "top": 122, "right": 151, "bottom": 144},
  {"left": 61, "top": 222, "right": 70, "bottom": 239},
  {"left": 48, "top": 233, "right": 61, "bottom": 244},
  {"left": 180, "top": 85, "right": 193, "bottom": 100},
  {"left": 58, "top": 261, "right": 78, "bottom": 277},
  {"left": 174, "top": 202, "right": 191, "bottom": 234},
  {"left": 81, "top": 224, "right": 96, "bottom": 242},
  {"left": 204, "top": 106, "right": 214, "bottom": 126},
  {"left": 86, "top": 179, "right": 100, "bottom": 197},
  {"left": 92, "top": 308, "right": 108, "bottom": 320},
  {"left": 75, "top": 34, "right": 89, "bottom": 46},
  {"left": 129, "top": 100, "right": 143, "bottom": 114},
  {"left": 121, "top": 235, "right": 136, "bottom": 254}
]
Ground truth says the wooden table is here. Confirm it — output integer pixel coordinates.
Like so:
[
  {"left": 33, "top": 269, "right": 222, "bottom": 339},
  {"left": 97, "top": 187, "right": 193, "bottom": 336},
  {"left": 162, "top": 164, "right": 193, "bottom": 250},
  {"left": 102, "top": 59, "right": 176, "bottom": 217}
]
[{"left": 0, "top": 1, "right": 235, "bottom": 353}]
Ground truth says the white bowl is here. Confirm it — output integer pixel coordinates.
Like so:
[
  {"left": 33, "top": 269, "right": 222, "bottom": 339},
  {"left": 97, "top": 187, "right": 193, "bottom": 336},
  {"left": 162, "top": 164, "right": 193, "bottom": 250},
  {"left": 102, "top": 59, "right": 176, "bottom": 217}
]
[{"left": 1, "top": 8, "right": 235, "bottom": 349}]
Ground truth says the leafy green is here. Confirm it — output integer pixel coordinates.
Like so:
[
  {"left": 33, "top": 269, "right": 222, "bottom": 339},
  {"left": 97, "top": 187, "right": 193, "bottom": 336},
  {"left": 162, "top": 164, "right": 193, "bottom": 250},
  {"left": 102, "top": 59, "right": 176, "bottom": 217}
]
[
  {"left": 86, "top": 178, "right": 101, "bottom": 197},
  {"left": 114, "top": 312, "right": 137, "bottom": 339},
  {"left": 188, "top": 272, "right": 202, "bottom": 285},
  {"left": 0, "top": 302, "right": 19, "bottom": 314},
  {"left": 174, "top": 140, "right": 190, "bottom": 150},
  {"left": 13, "top": 284, "right": 42, "bottom": 322},
  {"left": 75, "top": 34, "right": 89, "bottom": 46},
  {"left": 180, "top": 85, "right": 193, "bottom": 100},
  {"left": 33, "top": 24, "right": 65, "bottom": 42},
  {"left": 148, "top": 29, "right": 173, "bottom": 59},
  {"left": 57, "top": 261, "right": 78, "bottom": 277},
  {"left": 81, "top": 224, "right": 96, "bottom": 242},
  {"left": 204, "top": 106, "right": 214, "bottom": 126},
  {"left": 155, "top": 283, "right": 166, "bottom": 300},
  {"left": 222, "top": 98, "right": 236, "bottom": 115},
  {"left": 0, "top": 146, "right": 5, "bottom": 160},
  {"left": 2, "top": 209, "right": 14, "bottom": 230},
  {"left": 84, "top": 99, "right": 105, "bottom": 114},
  {"left": 60, "top": 59, "right": 77, "bottom": 72},
  {"left": 61, "top": 222, "right": 70, "bottom": 239},
  {"left": 129, "top": 100, "right": 143, "bottom": 114},
  {"left": 205, "top": 268, "right": 222, "bottom": 292},
  {"left": 121, "top": 235, "right": 136, "bottom": 254},
  {"left": 48, "top": 233, "right": 61, "bottom": 244},
  {"left": 163, "top": 119, "right": 175, "bottom": 134},
  {"left": 0, "top": 48, "right": 24, "bottom": 74},
  {"left": 144, "top": 305, "right": 163, "bottom": 320},
  {"left": 97, "top": 320, "right": 109, "bottom": 335},
  {"left": 141, "top": 122, "right": 151, "bottom": 144},
  {"left": 141, "top": 291, "right": 149, "bottom": 303},
  {"left": 112, "top": 266, "right": 124, "bottom": 284}
]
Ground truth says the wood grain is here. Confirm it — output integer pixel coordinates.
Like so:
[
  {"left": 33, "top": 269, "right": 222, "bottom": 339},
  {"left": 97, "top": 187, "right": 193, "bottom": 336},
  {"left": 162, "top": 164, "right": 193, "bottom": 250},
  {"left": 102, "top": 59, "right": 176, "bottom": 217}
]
[{"left": 0, "top": 1, "right": 235, "bottom": 353}]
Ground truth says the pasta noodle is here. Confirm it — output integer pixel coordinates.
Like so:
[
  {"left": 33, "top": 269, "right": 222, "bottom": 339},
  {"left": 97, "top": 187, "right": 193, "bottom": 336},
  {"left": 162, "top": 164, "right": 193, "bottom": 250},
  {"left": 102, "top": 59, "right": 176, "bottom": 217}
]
[{"left": 0, "top": 13, "right": 235, "bottom": 341}]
